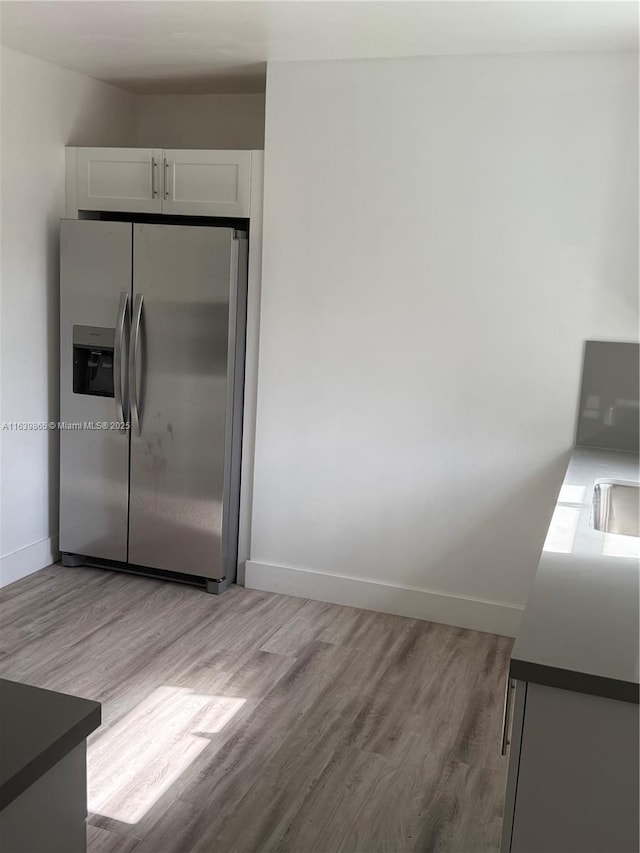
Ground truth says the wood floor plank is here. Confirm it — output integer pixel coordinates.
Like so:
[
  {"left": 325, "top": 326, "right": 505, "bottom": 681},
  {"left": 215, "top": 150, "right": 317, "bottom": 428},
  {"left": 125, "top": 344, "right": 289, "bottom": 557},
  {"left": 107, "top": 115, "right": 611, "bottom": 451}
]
[
  {"left": 86, "top": 824, "right": 140, "bottom": 853},
  {"left": 0, "top": 563, "right": 512, "bottom": 853},
  {"left": 0, "top": 565, "right": 113, "bottom": 657},
  {"left": 260, "top": 598, "right": 348, "bottom": 655},
  {"left": 270, "top": 746, "right": 389, "bottom": 853},
  {"left": 411, "top": 760, "right": 506, "bottom": 853}
]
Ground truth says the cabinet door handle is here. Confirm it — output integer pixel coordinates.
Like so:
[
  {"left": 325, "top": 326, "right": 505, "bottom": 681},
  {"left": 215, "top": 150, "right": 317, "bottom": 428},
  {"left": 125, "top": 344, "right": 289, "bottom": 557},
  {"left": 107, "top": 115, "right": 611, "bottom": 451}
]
[
  {"left": 500, "top": 678, "right": 517, "bottom": 756},
  {"left": 164, "top": 158, "right": 170, "bottom": 200},
  {"left": 151, "top": 157, "right": 158, "bottom": 197}
]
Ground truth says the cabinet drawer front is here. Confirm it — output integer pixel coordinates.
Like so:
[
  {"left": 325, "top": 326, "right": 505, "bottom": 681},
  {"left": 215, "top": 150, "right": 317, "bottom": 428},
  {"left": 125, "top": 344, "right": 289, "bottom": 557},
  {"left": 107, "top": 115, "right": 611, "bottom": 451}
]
[
  {"left": 77, "top": 148, "right": 162, "bottom": 213},
  {"left": 163, "top": 150, "right": 251, "bottom": 217}
]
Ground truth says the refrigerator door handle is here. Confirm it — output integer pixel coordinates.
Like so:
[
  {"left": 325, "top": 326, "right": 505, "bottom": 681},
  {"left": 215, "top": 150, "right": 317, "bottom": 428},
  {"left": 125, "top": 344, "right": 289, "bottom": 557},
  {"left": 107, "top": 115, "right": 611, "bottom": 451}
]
[
  {"left": 114, "top": 291, "right": 129, "bottom": 431},
  {"left": 129, "top": 293, "right": 144, "bottom": 436}
]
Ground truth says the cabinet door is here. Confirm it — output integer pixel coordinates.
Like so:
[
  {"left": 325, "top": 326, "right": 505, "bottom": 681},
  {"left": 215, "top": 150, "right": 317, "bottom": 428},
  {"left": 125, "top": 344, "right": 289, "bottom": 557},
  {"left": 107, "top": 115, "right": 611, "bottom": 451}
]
[
  {"left": 77, "top": 148, "right": 163, "bottom": 213},
  {"left": 500, "top": 679, "right": 528, "bottom": 853},
  {"left": 162, "top": 150, "right": 251, "bottom": 217},
  {"left": 510, "top": 683, "right": 639, "bottom": 853}
]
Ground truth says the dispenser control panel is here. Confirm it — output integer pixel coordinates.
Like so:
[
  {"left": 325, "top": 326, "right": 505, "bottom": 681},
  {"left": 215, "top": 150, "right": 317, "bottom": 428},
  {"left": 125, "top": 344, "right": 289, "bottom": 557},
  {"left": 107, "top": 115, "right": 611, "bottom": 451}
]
[{"left": 73, "top": 325, "right": 115, "bottom": 397}]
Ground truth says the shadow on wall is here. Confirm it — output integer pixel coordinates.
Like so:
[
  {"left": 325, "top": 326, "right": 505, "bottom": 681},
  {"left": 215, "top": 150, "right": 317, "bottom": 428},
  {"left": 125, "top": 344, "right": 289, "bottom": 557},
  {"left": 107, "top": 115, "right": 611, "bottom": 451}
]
[
  {"left": 66, "top": 85, "right": 136, "bottom": 148},
  {"left": 399, "top": 450, "right": 573, "bottom": 602},
  {"left": 592, "top": 65, "right": 639, "bottom": 328},
  {"left": 299, "top": 448, "right": 573, "bottom": 608},
  {"left": 46, "top": 211, "right": 61, "bottom": 540}
]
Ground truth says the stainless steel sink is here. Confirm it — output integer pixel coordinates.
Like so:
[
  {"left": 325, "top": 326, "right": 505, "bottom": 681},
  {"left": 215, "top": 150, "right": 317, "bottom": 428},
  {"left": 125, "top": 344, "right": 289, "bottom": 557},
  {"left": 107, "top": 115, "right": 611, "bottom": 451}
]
[{"left": 591, "top": 480, "right": 640, "bottom": 538}]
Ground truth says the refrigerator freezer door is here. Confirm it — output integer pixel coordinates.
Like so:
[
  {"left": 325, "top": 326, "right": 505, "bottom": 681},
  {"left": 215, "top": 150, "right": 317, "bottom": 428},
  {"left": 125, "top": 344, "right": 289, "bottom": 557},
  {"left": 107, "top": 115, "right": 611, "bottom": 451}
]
[
  {"left": 128, "top": 224, "right": 243, "bottom": 580},
  {"left": 59, "top": 220, "right": 132, "bottom": 561}
]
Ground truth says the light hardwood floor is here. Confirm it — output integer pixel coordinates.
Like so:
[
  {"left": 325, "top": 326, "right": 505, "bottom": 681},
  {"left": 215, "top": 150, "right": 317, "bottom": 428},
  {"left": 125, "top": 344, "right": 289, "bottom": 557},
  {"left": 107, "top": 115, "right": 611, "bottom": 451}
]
[{"left": 0, "top": 564, "right": 512, "bottom": 853}]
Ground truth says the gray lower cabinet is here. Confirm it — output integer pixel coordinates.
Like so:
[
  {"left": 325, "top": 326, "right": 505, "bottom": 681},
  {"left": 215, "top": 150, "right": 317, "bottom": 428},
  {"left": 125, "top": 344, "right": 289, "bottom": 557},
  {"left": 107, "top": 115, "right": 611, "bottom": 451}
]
[
  {"left": 501, "top": 680, "right": 639, "bottom": 853},
  {"left": 0, "top": 679, "right": 100, "bottom": 853},
  {"left": 0, "top": 745, "right": 87, "bottom": 853}
]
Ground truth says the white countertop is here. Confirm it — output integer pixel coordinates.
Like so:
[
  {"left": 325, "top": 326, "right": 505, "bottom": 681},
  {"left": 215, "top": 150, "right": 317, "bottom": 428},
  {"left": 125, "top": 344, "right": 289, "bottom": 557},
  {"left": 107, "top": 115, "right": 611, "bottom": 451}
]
[{"left": 511, "top": 446, "right": 639, "bottom": 702}]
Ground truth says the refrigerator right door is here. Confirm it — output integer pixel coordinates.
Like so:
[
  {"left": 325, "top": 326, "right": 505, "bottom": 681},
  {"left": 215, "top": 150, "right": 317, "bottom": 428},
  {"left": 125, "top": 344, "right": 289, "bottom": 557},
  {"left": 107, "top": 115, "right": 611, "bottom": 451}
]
[{"left": 128, "top": 224, "right": 246, "bottom": 581}]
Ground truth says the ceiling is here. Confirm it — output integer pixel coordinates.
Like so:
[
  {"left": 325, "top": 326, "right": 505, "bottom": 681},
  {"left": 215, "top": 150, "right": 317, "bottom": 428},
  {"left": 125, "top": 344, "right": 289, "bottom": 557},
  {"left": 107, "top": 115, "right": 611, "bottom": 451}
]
[{"left": 0, "top": 1, "right": 637, "bottom": 95}]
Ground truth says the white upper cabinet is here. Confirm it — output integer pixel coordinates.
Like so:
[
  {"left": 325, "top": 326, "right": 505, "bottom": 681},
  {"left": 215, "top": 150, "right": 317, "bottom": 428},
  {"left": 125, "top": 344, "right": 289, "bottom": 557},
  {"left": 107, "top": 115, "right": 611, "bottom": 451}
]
[
  {"left": 70, "top": 148, "right": 253, "bottom": 218},
  {"left": 162, "top": 150, "right": 251, "bottom": 217},
  {"left": 76, "top": 148, "right": 163, "bottom": 214}
]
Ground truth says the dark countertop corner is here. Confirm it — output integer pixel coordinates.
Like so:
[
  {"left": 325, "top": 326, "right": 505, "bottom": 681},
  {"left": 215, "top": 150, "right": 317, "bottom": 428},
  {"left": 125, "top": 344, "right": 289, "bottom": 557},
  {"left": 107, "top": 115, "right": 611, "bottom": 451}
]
[{"left": 0, "top": 678, "right": 101, "bottom": 811}]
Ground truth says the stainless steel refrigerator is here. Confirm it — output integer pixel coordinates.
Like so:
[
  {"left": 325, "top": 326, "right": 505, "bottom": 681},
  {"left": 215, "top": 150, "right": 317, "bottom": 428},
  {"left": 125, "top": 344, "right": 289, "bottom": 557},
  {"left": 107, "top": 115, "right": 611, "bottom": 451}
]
[{"left": 59, "top": 219, "right": 247, "bottom": 592}]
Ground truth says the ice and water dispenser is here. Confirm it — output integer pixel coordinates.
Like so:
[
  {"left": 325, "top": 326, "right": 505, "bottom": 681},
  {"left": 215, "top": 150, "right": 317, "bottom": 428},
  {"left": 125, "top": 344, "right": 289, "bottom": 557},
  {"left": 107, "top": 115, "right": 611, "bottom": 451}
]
[{"left": 72, "top": 326, "right": 115, "bottom": 397}]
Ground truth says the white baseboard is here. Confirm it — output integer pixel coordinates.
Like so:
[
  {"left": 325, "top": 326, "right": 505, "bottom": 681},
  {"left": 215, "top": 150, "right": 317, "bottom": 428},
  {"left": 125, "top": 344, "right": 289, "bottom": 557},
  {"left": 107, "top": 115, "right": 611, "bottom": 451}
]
[
  {"left": 245, "top": 560, "right": 523, "bottom": 637},
  {"left": 0, "top": 535, "right": 60, "bottom": 588}
]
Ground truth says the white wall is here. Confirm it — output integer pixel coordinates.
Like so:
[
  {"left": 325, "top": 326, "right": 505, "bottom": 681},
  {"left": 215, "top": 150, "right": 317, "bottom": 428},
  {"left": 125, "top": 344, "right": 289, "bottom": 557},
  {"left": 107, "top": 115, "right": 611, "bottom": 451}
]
[
  {"left": 0, "top": 46, "right": 136, "bottom": 586},
  {"left": 247, "top": 52, "right": 639, "bottom": 636},
  {"left": 135, "top": 94, "right": 265, "bottom": 149}
]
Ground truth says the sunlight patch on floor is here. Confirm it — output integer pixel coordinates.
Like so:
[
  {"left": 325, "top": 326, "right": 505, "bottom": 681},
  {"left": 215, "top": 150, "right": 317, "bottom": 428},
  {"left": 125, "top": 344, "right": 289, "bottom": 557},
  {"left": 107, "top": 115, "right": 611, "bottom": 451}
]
[{"left": 88, "top": 685, "right": 245, "bottom": 824}]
